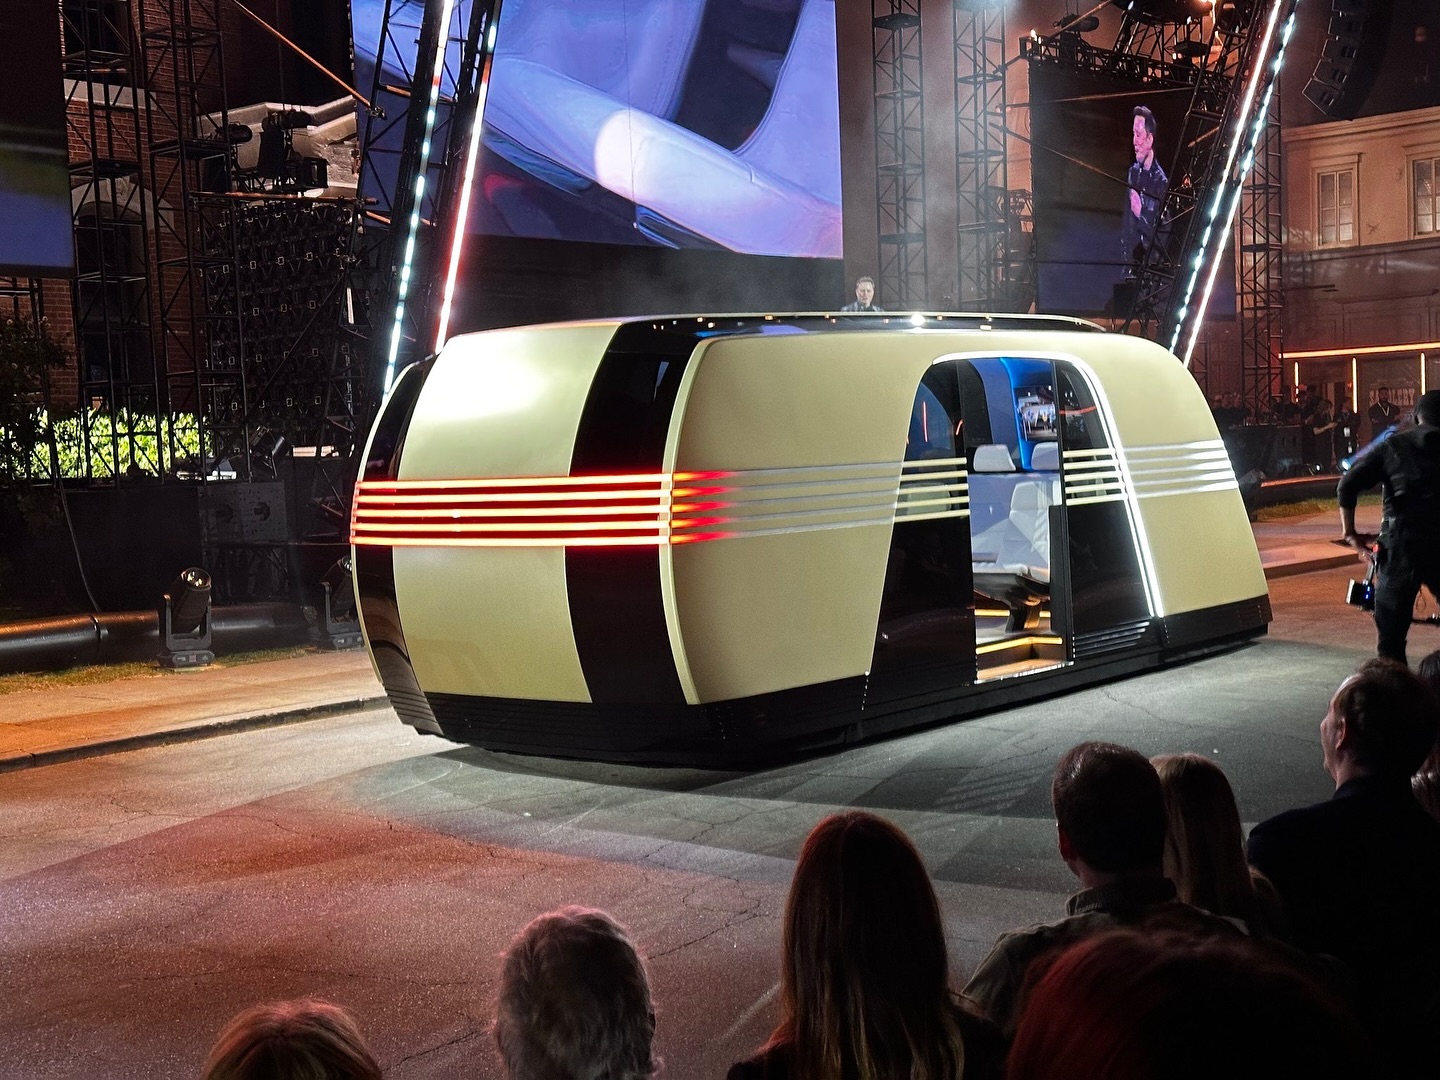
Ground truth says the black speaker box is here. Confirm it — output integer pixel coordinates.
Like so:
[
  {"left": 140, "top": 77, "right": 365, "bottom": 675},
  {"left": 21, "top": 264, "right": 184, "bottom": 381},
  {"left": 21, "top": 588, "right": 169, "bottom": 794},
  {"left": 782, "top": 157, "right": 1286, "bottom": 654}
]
[{"left": 1302, "top": 0, "right": 1394, "bottom": 120}]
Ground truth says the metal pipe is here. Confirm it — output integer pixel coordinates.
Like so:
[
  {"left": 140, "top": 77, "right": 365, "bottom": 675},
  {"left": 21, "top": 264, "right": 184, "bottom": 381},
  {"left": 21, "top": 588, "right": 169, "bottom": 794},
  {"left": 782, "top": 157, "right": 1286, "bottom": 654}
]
[{"left": 0, "top": 604, "right": 313, "bottom": 675}]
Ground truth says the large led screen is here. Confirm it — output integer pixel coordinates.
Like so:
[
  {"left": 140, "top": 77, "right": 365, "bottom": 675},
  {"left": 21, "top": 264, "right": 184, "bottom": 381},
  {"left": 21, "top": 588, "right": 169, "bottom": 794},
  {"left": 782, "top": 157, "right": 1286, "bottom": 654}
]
[
  {"left": 1029, "top": 64, "right": 1232, "bottom": 320},
  {"left": 0, "top": 0, "right": 74, "bottom": 276},
  {"left": 473, "top": 0, "right": 842, "bottom": 257}
]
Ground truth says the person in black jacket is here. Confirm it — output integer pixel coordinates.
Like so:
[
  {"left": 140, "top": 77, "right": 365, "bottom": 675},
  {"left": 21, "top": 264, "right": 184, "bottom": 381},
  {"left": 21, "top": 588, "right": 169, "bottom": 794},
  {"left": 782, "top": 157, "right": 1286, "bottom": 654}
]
[
  {"left": 1247, "top": 659, "right": 1440, "bottom": 1076},
  {"left": 1338, "top": 388, "right": 1440, "bottom": 663}
]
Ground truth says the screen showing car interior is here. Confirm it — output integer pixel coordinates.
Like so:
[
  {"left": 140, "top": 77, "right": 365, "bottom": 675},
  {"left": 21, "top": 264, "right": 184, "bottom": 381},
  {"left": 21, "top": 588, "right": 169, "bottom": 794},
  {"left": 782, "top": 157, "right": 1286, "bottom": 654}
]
[
  {"left": 0, "top": 0, "right": 74, "bottom": 276},
  {"left": 469, "top": 0, "right": 842, "bottom": 257}
]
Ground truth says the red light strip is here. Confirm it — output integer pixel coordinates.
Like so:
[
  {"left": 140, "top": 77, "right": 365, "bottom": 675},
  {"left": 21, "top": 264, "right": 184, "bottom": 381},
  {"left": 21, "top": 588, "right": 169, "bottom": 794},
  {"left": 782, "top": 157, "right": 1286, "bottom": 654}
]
[{"left": 351, "top": 473, "right": 735, "bottom": 547}]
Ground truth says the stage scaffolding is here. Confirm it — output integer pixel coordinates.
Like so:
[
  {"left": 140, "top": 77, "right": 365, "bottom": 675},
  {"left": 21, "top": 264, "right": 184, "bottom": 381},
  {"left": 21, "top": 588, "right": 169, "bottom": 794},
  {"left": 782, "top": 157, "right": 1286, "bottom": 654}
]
[
  {"left": 953, "top": 0, "right": 1006, "bottom": 311},
  {"left": 1237, "top": 94, "right": 1285, "bottom": 417},
  {"left": 872, "top": 1, "right": 927, "bottom": 309},
  {"left": 1021, "top": 1, "right": 1291, "bottom": 378},
  {"left": 310, "top": 0, "right": 501, "bottom": 544},
  {"left": 62, "top": 0, "right": 165, "bottom": 482}
]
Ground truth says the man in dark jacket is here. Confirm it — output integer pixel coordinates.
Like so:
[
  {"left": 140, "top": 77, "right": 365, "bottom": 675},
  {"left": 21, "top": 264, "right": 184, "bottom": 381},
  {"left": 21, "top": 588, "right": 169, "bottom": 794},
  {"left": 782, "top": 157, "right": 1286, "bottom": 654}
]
[
  {"left": 964, "top": 742, "right": 1239, "bottom": 1036},
  {"left": 1248, "top": 660, "right": 1440, "bottom": 1074},
  {"left": 1338, "top": 388, "right": 1440, "bottom": 663}
]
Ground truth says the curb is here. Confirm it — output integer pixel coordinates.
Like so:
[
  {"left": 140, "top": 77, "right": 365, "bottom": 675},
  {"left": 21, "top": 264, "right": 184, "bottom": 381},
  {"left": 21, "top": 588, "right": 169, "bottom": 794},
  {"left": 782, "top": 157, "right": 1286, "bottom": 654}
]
[
  {"left": 1263, "top": 553, "right": 1358, "bottom": 581},
  {"left": 0, "top": 694, "right": 392, "bottom": 775}
]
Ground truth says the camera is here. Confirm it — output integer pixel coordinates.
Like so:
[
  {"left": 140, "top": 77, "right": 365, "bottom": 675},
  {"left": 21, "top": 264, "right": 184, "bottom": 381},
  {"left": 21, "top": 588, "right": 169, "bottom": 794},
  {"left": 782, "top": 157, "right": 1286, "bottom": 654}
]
[{"left": 1346, "top": 561, "right": 1376, "bottom": 611}]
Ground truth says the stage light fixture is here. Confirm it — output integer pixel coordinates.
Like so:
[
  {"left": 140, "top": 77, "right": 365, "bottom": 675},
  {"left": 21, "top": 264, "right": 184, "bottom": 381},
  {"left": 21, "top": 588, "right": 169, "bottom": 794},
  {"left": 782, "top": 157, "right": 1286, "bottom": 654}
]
[
  {"left": 318, "top": 557, "right": 363, "bottom": 650},
  {"left": 158, "top": 567, "right": 215, "bottom": 669},
  {"left": 1055, "top": 12, "right": 1101, "bottom": 33}
]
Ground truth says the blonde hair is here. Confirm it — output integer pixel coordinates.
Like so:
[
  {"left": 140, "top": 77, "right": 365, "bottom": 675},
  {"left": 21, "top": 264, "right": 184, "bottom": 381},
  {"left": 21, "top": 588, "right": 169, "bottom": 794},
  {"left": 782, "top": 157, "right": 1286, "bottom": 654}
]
[
  {"left": 1151, "top": 754, "right": 1258, "bottom": 920},
  {"left": 201, "top": 999, "right": 381, "bottom": 1080}
]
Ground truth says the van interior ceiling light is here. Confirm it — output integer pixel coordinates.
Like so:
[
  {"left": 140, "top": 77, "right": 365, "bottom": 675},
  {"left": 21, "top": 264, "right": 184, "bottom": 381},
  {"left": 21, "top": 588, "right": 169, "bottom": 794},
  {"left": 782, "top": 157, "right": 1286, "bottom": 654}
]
[{"left": 158, "top": 567, "right": 214, "bottom": 669}]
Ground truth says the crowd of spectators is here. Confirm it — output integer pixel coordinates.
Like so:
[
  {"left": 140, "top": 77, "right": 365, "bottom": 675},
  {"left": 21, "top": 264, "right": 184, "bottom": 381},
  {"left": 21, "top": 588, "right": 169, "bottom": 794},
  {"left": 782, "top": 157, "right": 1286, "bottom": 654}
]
[{"left": 197, "top": 655, "right": 1440, "bottom": 1080}]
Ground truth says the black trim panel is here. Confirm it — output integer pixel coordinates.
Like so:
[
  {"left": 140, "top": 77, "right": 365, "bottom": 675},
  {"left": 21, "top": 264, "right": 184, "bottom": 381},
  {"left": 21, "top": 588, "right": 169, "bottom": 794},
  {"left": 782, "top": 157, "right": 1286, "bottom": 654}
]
[
  {"left": 412, "top": 598, "right": 1268, "bottom": 765},
  {"left": 355, "top": 360, "right": 437, "bottom": 732},
  {"left": 565, "top": 324, "right": 695, "bottom": 705}
]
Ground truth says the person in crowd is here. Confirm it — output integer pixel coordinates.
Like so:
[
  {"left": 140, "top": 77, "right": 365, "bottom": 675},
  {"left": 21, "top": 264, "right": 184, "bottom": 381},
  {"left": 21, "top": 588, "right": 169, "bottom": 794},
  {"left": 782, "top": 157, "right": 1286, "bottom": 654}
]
[
  {"left": 1333, "top": 398, "right": 1359, "bottom": 462},
  {"left": 1302, "top": 397, "right": 1336, "bottom": 472},
  {"left": 494, "top": 906, "right": 658, "bottom": 1080},
  {"left": 962, "top": 742, "right": 1240, "bottom": 1036},
  {"left": 200, "top": 999, "right": 381, "bottom": 1080},
  {"left": 1368, "top": 384, "right": 1400, "bottom": 440},
  {"left": 1337, "top": 388, "right": 1440, "bottom": 663},
  {"left": 1247, "top": 659, "right": 1440, "bottom": 1073},
  {"left": 840, "top": 275, "right": 883, "bottom": 312},
  {"left": 1151, "top": 753, "right": 1286, "bottom": 938},
  {"left": 1006, "top": 928, "right": 1365, "bottom": 1080},
  {"left": 1411, "top": 650, "right": 1440, "bottom": 820},
  {"left": 729, "top": 811, "right": 1002, "bottom": 1080}
]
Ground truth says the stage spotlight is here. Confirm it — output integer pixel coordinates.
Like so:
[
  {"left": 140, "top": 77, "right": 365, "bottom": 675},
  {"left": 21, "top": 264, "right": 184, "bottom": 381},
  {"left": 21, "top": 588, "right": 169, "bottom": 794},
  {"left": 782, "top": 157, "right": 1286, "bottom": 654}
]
[
  {"left": 250, "top": 431, "right": 290, "bottom": 477},
  {"left": 1055, "top": 12, "right": 1101, "bottom": 33},
  {"left": 158, "top": 567, "right": 215, "bottom": 669},
  {"left": 318, "top": 557, "right": 363, "bottom": 651}
]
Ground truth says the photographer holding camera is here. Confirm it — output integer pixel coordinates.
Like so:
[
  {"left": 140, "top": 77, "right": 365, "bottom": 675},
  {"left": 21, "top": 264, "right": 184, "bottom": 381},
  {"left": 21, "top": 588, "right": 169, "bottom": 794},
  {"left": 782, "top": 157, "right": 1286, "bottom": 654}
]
[{"left": 1339, "top": 389, "right": 1440, "bottom": 665}]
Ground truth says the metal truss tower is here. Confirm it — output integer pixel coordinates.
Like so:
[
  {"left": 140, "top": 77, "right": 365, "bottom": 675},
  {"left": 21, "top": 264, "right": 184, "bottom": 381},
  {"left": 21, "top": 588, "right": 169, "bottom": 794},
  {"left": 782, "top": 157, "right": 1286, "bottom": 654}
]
[
  {"left": 873, "top": 1, "right": 927, "bottom": 309},
  {"left": 953, "top": 0, "right": 1006, "bottom": 311},
  {"left": 308, "top": 0, "right": 501, "bottom": 541},
  {"left": 1237, "top": 93, "right": 1284, "bottom": 417},
  {"left": 62, "top": 0, "right": 164, "bottom": 483},
  {"left": 136, "top": 0, "right": 235, "bottom": 473}
]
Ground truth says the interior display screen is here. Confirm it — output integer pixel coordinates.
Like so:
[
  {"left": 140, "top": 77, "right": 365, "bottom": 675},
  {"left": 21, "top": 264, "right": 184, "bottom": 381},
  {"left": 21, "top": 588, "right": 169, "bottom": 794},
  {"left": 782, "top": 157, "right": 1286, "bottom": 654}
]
[
  {"left": 1028, "top": 63, "right": 1233, "bottom": 320},
  {"left": 471, "top": 0, "right": 842, "bottom": 257},
  {"left": 1015, "top": 386, "right": 1057, "bottom": 442},
  {"left": 0, "top": 0, "right": 75, "bottom": 276}
]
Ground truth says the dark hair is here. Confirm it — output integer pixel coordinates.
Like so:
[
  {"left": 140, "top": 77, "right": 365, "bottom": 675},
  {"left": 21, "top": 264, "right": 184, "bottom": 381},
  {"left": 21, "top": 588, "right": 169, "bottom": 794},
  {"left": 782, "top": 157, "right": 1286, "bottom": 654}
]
[
  {"left": 201, "top": 1000, "right": 381, "bottom": 1080},
  {"left": 1052, "top": 742, "right": 1166, "bottom": 873},
  {"left": 494, "top": 907, "right": 658, "bottom": 1080},
  {"left": 1415, "top": 389, "right": 1440, "bottom": 426},
  {"left": 765, "top": 812, "right": 967, "bottom": 1080},
  {"left": 1008, "top": 929, "right": 1364, "bottom": 1080},
  {"left": 1332, "top": 659, "right": 1440, "bottom": 777},
  {"left": 1410, "top": 651, "right": 1440, "bottom": 821},
  {"left": 1132, "top": 105, "right": 1156, "bottom": 134}
]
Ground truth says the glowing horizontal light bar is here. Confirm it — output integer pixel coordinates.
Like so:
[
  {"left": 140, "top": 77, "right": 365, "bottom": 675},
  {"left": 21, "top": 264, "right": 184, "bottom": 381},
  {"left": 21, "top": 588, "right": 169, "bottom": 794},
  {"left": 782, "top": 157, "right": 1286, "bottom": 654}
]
[
  {"left": 976, "top": 635, "right": 1064, "bottom": 655},
  {"left": 1281, "top": 341, "right": 1440, "bottom": 360}
]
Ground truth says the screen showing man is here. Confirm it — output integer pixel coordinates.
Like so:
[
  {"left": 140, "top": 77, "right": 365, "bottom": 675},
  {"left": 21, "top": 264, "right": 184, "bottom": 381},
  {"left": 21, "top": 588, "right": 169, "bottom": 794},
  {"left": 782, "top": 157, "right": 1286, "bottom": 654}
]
[
  {"left": 841, "top": 276, "right": 882, "bottom": 312},
  {"left": 1121, "top": 106, "right": 1168, "bottom": 273}
]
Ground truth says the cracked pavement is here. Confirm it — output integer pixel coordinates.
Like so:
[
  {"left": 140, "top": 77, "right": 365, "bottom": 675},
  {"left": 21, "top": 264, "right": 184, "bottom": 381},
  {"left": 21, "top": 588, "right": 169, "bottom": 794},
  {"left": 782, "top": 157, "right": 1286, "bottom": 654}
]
[{"left": 0, "top": 567, "right": 1383, "bottom": 1078}]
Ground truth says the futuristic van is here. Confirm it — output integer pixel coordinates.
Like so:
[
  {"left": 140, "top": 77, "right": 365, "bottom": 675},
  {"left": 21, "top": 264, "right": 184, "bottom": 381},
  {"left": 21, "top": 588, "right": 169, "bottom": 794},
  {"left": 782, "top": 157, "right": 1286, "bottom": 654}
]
[{"left": 353, "top": 313, "right": 1269, "bottom": 763}]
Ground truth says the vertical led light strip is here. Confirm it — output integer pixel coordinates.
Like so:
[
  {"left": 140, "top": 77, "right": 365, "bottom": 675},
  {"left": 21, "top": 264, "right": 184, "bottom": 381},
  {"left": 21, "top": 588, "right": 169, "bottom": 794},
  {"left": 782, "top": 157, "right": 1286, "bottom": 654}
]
[
  {"left": 1352, "top": 358, "right": 1358, "bottom": 411},
  {"left": 384, "top": 0, "right": 459, "bottom": 394},
  {"left": 1171, "top": 0, "right": 1296, "bottom": 365},
  {"left": 435, "top": 11, "right": 501, "bottom": 350}
]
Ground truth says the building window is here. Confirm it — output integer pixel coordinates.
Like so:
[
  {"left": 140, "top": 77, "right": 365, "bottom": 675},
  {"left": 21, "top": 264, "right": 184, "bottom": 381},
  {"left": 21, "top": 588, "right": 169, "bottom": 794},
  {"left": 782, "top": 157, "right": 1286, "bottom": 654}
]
[
  {"left": 1317, "top": 168, "right": 1355, "bottom": 247},
  {"left": 1417, "top": 158, "right": 1440, "bottom": 236}
]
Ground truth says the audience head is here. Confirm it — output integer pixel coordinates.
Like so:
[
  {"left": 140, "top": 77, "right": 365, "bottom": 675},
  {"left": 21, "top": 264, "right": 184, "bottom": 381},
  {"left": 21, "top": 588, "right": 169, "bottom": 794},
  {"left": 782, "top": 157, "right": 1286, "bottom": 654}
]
[
  {"left": 1324, "top": 659, "right": 1439, "bottom": 781},
  {"left": 1150, "top": 753, "right": 1254, "bottom": 918},
  {"left": 772, "top": 811, "right": 965, "bottom": 1080},
  {"left": 1051, "top": 742, "right": 1166, "bottom": 876},
  {"left": 201, "top": 999, "right": 381, "bottom": 1080},
  {"left": 1009, "top": 929, "right": 1364, "bottom": 1079},
  {"left": 1416, "top": 389, "right": 1440, "bottom": 427},
  {"left": 494, "top": 906, "right": 657, "bottom": 1080}
]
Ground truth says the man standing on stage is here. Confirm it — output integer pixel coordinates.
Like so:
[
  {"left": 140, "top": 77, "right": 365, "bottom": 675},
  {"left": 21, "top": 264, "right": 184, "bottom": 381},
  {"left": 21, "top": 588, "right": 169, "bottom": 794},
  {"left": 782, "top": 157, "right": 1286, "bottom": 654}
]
[{"left": 1120, "top": 106, "right": 1168, "bottom": 273}]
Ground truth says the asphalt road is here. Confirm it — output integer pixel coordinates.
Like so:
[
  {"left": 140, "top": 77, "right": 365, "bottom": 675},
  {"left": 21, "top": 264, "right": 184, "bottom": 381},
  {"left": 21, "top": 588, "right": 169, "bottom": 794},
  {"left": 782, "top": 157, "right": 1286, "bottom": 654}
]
[{"left": 0, "top": 566, "right": 1402, "bottom": 1079}]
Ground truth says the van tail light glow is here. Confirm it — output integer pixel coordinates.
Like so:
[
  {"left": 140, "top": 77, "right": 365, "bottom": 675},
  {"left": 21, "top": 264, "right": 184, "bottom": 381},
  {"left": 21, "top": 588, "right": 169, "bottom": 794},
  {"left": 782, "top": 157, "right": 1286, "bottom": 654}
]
[{"left": 351, "top": 472, "right": 736, "bottom": 548}]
